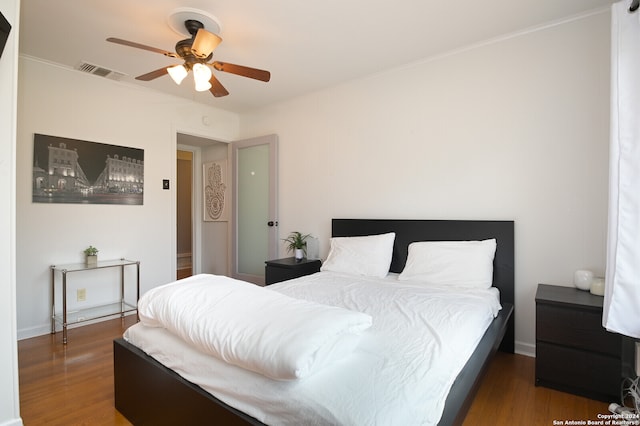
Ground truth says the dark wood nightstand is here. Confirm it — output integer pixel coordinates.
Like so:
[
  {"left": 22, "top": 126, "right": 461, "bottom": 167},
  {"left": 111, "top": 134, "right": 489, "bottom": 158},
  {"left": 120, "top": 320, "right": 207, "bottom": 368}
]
[
  {"left": 535, "top": 283, "right": 624, "bottom": 402},
  {"left": 264, "top": 257, "right": 321, "bottom": 285}
]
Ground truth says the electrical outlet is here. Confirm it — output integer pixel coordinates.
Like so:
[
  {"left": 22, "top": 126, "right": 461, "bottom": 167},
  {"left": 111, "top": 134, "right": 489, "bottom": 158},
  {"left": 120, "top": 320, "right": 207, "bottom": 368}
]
[
  {"left": 636, "top": 342, "right": 640, "bottom": 377},
  {"left": 77, "top": 288, "right": 86, "bottom": 302}
]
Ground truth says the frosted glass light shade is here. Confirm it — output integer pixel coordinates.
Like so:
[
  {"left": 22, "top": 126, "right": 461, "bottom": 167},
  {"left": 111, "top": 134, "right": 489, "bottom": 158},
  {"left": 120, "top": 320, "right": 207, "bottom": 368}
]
[
  {"left": 167, "top": 64, "right": 188, "bottom": 84},
  {"left": 192, "top": 29, "right": 222, "bottom": 59},
  {"left": 193, "top": 63, "right": 212, "bottom": 92},
  {"left": 194, "top": 79, "right": 212, "bottom": 92}
]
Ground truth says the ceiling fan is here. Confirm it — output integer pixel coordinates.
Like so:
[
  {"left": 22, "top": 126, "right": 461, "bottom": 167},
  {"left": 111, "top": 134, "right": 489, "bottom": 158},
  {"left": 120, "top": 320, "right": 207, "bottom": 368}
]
[{"left": 106, "top": 19, "right": 270, "bottom": 98}]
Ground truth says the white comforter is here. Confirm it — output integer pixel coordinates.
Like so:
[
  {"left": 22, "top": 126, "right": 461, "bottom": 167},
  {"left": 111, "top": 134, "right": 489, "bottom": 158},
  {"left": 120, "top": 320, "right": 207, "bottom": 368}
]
[
  {"left": 138, "top": 274, "right": 373, "bottom": 380},
  {"left": 125, "top": 271, "right": 501, "bottom": 425}
]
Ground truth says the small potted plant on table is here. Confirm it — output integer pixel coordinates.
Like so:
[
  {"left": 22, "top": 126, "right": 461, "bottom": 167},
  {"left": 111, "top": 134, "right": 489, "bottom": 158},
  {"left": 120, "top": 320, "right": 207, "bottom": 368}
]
[
  {"left": 283, "top": 231, "right": 311, "bottom": 261},
  {"left": 84, "top": 245, "right": 99, "bottom": 266}
]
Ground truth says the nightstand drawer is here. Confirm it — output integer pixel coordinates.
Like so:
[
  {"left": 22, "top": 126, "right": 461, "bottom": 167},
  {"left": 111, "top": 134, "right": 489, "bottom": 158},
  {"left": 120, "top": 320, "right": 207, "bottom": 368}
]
[
  {"left": 536, "top": 304, "right": 621, "bottom": 357},
  {"left": 536, "top": 341, "right": 621, "bottom": 401},
  {"left": 535, "top": 284, "right": 628, "bottom": 401}
]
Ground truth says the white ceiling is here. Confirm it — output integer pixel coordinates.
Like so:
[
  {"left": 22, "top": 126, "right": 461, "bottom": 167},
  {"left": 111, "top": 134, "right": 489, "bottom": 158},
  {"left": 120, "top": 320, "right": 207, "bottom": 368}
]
[{"left": 19, "top": 0, "right": 613, "bottom": 113}]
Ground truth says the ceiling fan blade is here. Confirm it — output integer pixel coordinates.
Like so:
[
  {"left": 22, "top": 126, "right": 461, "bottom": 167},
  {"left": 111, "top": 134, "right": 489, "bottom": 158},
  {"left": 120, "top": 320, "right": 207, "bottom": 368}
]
[
  {"left": 209, "top": 74, "right": 230, "bottom": 97},
  {"left": 212, "top": 61, "right": 271, "bottom": 82},
  {"left": 136, "top": 67, "right": 170, "bottom": 81},
  {"left": 192, "top": 29, "right": 222, "bottom": 59},
  {"left": 106, "top": 37, "right": 178, "bottom": 58}
]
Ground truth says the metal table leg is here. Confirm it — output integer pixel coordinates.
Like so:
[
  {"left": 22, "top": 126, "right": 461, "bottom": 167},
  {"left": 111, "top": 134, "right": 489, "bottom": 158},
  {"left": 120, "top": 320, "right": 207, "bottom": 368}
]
[
  {"left": 62, "top": 270, "right": 67, "bottom": 344},
  {"left": 50, "top": 266, "right": 55, "bottom": 334}
]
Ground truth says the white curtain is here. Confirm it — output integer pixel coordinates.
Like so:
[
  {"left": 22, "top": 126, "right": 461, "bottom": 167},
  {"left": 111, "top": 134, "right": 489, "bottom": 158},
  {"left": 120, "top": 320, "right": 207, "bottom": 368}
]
[{"left": 604, "top": 1, "right": 640, "bottom": 339}]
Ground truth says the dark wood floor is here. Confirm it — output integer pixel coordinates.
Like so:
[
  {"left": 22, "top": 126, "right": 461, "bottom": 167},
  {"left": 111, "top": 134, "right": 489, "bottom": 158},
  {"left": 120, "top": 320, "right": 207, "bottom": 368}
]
[
  {"left": 463, "top": 351, "right": 609, "bottom": 425},
  {"left": 19, "top": 317, "right": 610, "bottom": 425},
  {"left": 19, "top": 316, "right": 136, "bottom": 425}
]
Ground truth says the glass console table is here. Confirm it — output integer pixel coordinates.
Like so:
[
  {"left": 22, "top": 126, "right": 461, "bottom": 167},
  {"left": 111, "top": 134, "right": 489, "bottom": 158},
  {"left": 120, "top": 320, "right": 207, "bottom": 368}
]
[{"left": 50, "top": 258, "right": 140, "bottom": 344}]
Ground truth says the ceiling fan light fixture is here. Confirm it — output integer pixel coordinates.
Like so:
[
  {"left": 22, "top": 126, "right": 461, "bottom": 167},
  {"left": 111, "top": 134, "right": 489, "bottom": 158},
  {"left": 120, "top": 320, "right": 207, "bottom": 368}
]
[
  {"left": 192, "top": 29, "right": 222, "bottom": 59},
  {"left": 107, "top": 11, "right": 269, "bottom": 98},
  {"left": 167, "top": 64, "right": 188, "bottom": 85},
  {"left": 192, "top": 63, "right": 212, "bottom": 92},
  {"left": 194, "top": 79, "right": 212, "bottom": 92}
]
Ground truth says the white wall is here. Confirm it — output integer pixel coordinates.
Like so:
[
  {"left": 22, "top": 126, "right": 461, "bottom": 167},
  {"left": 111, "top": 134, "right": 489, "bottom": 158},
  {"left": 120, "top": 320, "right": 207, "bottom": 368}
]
[
  {"left": 201, "top": 142, "right": 231, "bottom": 275},
  {"left": 1, "top": 0, "right": 22, "bottom": 423},
  {"left": 16, "top": 57, "right": 240, "bottom": 339},
  {"left": 240, "top": 11, "right": 611, "bottom": 355}
]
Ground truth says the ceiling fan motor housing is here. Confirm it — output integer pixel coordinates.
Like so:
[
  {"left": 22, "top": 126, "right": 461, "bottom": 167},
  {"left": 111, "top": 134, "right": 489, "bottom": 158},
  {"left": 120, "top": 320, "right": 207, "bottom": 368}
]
[
  {"left": 175, "top": 38, "right": 212, "bottom": 69},
  {"left": 184, "top": 19, "right": 204, "bottom": 36}
]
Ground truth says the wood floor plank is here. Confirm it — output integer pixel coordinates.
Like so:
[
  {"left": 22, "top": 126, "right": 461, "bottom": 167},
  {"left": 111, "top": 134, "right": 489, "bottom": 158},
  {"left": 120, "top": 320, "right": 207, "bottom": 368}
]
[
  {"left": 19, "top": 317, "right": 136, "bottom": 426},
  {"left": 463, "top": 351, "right": 611, "bottom": 426},
  {"left": 19, "top": 316, "right": 614, "bottom": 425}
]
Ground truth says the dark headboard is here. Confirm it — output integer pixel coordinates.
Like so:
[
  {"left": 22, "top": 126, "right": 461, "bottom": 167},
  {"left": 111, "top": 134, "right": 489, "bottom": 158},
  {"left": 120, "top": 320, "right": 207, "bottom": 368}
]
[{"left": 332, "top": 219, "right": 515, "bottom": 352}]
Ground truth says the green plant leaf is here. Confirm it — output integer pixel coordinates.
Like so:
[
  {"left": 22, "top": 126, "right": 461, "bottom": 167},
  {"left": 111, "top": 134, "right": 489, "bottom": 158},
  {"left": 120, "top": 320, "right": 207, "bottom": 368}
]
[{"left": 282, "top": 231, "right": 311, "bottom": 254}]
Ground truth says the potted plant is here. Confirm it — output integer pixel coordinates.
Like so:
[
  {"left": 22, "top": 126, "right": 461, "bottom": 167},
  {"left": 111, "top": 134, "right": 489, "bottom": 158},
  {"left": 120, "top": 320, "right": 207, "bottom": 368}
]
[
  {"left": 283, "top": 231, "right": 311, "bottom": 261},
  {"left": 84, "top": 245, "right": 99, "bottom": 266}
]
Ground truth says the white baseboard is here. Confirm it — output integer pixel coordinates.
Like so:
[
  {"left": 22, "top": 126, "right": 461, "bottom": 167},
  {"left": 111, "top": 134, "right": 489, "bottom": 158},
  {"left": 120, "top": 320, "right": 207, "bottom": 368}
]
[
  {"left": 0, "top": 417, "right": 24, "bottom": 426},
  {"left": 515, "top": 340, "right": 535, "bottom": 358},
  {"left": 17, "top": 311, "right": 137, "bottom": 341},
  {"left": 17, "top": 324, "right": 50, "bottom": 341}
]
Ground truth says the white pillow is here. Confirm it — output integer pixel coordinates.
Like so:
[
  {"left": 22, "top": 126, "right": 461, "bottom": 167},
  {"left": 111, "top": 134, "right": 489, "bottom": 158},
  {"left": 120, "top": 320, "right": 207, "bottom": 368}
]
[
  {"left": 398, "top": 239, "right": 497, "bottom": 288},
  {"left": 320, "top": 232, "right": 395, "bottom": 278}
]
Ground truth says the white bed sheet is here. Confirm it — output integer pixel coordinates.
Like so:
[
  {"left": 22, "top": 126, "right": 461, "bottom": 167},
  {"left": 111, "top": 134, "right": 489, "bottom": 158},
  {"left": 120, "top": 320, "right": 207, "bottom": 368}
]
[{"left": 124, "top": 271, "right": 501, "bottom": 426}]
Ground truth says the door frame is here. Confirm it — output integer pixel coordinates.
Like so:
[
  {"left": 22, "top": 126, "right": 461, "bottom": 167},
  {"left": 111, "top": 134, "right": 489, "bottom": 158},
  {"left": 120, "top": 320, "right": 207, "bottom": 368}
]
[
  {"left": 172, "top": 126, "right": 231, "bottom": 280},
  {"left": 231, "top": 134, "right": 278, "bottom": 285}
]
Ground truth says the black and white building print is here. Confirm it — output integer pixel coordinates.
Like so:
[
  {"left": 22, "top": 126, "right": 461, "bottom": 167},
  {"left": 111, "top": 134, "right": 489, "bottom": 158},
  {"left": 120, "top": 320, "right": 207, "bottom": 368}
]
[{"left": 32, "top": 134, "right": 144, "bottom": 205}]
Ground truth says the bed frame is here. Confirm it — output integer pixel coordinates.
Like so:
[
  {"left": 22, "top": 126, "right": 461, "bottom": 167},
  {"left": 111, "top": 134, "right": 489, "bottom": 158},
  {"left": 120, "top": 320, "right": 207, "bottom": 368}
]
[{"left": 114, "top": 219, "right": 514, "bottom": 426}]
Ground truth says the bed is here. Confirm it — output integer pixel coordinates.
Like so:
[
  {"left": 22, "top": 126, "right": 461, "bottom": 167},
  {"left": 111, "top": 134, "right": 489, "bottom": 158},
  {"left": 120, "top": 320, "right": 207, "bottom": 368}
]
[{"left": 114, "top": 219, "right": 514, "bottom": 425}]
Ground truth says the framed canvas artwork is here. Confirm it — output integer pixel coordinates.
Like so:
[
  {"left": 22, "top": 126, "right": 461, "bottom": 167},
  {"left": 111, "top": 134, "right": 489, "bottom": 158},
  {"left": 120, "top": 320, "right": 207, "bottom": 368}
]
[{"left": 32, "top": 134, "right": 144, "bottom": 205}]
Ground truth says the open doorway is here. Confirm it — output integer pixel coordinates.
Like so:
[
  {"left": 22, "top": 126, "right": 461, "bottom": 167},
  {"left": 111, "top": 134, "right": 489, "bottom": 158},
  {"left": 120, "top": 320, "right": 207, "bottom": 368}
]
[
  {"left": 176, "top": 149, "right": 193, "bottom": 279},
  {"left": 176, "top": 133, "right": 230, "bottom": 278}
]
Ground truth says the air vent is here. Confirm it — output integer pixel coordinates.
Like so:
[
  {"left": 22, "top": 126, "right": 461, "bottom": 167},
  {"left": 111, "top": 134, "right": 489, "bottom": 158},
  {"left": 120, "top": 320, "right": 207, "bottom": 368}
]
[{"left": 75, "top": 61, "right": 126, "bottom": 81}]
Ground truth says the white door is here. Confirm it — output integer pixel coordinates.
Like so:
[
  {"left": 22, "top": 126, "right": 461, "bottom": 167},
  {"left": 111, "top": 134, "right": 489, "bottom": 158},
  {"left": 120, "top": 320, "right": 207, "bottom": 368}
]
[{"left": 231, "top": 135, "right": 278, "bottom": 285}]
